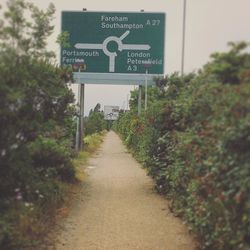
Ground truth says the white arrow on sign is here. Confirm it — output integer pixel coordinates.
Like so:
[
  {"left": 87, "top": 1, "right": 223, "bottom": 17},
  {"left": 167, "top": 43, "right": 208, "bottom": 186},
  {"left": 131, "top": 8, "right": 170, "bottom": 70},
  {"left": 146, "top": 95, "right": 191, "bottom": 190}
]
[
  {"left": 121, "top": 44, "right": 151, "bottom": 50},
  {"left": 75, "top": 43, "right": 103, "bottom": 49}
]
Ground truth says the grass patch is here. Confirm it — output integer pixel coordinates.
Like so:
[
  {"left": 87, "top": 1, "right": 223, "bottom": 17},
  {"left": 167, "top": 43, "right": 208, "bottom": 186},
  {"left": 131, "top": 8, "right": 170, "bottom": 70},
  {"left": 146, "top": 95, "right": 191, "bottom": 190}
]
[
  {"left": 73, "top": 132, "right": 105, "bottom": 181},
  {"left": 83, "top": 132, "right": 106, "bottom": 153}
]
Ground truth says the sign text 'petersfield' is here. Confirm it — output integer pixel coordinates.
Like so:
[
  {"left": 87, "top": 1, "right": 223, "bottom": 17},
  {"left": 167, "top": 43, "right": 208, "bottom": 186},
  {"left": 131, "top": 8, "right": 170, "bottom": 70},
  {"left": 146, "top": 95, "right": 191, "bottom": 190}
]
[{"left": 61, "top": 12, "right": 165, "bottom": 74}]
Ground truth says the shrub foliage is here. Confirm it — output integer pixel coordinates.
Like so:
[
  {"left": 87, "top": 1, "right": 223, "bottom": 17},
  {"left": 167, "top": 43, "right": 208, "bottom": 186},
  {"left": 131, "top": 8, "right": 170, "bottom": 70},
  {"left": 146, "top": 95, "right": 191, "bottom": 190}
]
[
  {"left": 0, "top": 1, "right": 76, "bottom": 248},
  {"left": 114, "top": 43, "right": 250, "bottom": 249},
  {"left": 84, "top": 103, "right": 107, "bottom": 135}
]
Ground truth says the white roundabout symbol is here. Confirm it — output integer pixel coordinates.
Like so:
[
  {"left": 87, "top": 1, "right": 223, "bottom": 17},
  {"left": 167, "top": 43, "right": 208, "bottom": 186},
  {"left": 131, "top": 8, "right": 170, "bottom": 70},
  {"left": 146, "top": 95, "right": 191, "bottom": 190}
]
[{"left": 75, "top": 30, "right": 151, "bottom": 72}]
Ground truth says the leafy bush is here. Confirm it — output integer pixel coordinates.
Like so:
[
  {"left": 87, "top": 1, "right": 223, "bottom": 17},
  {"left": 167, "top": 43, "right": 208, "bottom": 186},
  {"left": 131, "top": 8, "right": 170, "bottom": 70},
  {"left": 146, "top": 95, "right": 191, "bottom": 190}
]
[
  {"left": 114, "top": 43, "right": 250, "bottom": 249},
  {"left": 0, "top": 1, "right": 76, "bottom": 248},
  {"left": 84, "top": 103, "right": 107, "bottom": 135},
  {"left": 28, "top": 136, "right": 75, "bottom": 182}
]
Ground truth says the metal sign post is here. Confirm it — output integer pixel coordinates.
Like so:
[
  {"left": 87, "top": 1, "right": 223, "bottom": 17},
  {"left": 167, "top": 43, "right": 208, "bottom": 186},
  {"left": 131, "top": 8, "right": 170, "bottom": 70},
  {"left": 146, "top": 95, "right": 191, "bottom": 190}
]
[
  {"left": 143, "top": 63, "right": 152, "bottom": 111},
  {"left": 79, "top": 84, "right": 85, "bottom": 150},
  {"left": 181, "top": 0, "right": 187, "bottom": 76},
  {"left": 138, "top": 85, "right": 142, "bottom": 115},
  {"left": 75, "top": 83, "right": 80, "bottom": 151},
  {"left": 145, "top": 69, "right": 148, "bottom": 110},
  {"left": 75, "top": 70, "right": 85, "bottom": 152}
]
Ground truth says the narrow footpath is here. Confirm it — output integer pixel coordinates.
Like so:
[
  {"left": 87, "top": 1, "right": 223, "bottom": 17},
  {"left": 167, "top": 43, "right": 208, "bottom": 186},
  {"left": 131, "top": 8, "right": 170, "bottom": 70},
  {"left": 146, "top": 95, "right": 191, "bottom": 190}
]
[{"left": 54, "top": 131, "right": 197, "bottom": 250}]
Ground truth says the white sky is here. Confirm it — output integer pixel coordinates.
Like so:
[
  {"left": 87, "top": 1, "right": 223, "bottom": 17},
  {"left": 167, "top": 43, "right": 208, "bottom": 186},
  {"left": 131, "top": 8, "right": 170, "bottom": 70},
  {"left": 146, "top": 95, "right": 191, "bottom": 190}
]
[{"left": 2, "top": 0, "right": 250, "bottom": 115}]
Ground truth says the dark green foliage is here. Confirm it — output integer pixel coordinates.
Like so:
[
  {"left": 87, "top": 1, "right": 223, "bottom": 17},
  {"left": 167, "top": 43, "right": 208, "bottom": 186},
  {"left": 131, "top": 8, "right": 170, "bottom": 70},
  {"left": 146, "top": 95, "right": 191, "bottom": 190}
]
[
  {"left": 28, "top": 136, "right": 75, "bottom": 182},
  {"left": 114, "top": 43, "right": 250, "bottom": 249},
  {"left": 203, "top": 42, "right": 250, "bottom": 84},
  {"left": 0, "top": 1, "right": 76, "bottom": 248}
]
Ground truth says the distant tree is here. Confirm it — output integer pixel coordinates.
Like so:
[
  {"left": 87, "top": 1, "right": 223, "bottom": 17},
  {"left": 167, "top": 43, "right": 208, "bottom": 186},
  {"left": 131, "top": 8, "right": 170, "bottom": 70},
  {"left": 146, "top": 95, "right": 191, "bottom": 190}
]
[
  {"left": 94, "top": 103, "right": 101, "bottom": 112},
  {"left": 85, "top": 104, "right": 107, "bottom": 135},
  {"left": 203, "top": 41, "right": 250, "bottom": 84}
]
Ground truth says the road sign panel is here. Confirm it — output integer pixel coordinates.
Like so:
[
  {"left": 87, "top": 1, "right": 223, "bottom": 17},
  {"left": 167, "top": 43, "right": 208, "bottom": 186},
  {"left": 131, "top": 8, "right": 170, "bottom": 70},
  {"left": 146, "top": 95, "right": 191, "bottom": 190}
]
[
  {"left": 104, "top": 106, "right": 119, "bottom": 120},
  {"left": 61, "top": 11, "right": 165, "bottom": 75}
]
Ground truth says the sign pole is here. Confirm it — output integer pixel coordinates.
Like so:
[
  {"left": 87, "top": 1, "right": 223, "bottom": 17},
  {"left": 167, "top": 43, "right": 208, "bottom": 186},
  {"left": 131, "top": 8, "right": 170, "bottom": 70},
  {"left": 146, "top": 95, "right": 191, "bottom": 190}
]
[
  {"left": 75, "top": 84, "right": 80, "bottom": 151},
  {"left": 138, "top": 85, "right": 142, "bottom": 115},
  {"left": 126, "top": 94, "right": 129, "bottom": 110},
  {"left": 145, "top": 69, "right": 148, "bottom": 110},
  {"left": 79, "top": 84, "right": 85, "bottom": 150},
  {"left": 181, "top": 0, "right": 187, "bottom": 76}
]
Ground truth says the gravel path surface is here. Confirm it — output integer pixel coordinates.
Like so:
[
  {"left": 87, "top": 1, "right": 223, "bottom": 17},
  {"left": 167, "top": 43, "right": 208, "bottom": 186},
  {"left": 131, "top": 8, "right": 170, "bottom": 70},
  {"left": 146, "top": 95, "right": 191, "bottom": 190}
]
[{"left": 54, "top": 131, "right": 197, "bottom": 250}]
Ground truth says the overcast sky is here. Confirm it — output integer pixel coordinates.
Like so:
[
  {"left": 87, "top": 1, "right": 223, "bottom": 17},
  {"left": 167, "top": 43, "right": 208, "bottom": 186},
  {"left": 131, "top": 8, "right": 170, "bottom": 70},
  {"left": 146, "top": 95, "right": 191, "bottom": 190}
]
[{"left": 2, "top": 0, "right": 250, "bottom": 114}]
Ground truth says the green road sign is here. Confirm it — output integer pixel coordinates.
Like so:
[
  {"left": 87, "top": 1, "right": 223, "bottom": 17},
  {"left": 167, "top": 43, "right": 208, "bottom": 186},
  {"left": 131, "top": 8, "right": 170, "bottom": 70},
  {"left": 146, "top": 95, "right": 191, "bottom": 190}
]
[{"left": 61, "top": 11, "right": 166, "bottom": 75}]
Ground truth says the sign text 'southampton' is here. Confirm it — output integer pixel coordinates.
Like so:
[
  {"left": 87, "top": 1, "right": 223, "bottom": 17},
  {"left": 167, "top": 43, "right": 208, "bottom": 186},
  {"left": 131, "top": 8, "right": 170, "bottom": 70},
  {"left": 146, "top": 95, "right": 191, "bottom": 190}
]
[{"left": 61, "top": 11, "right": 165, "bottom": 74}]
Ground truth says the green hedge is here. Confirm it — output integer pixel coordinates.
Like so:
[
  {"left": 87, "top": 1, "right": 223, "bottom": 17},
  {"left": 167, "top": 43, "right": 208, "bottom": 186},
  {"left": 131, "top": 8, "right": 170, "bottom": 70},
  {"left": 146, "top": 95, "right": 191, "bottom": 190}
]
[
  {"left": 0, "top": 1, "right": 76, "bottom": 248},
  {"left": 114, "top": 44, "right": 250, "bottom": 249}
]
